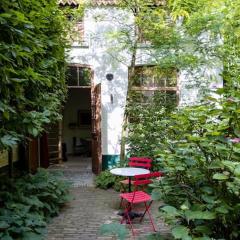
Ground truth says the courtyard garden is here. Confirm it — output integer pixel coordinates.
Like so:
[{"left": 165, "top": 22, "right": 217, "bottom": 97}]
[{"left": 1, "top": 0, "right": 240, "bottom": 239}]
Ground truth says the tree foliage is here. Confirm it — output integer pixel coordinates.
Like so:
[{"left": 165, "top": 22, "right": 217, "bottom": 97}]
[
  {"left": 0, "top": 0, "right": 69, "bottom": 150},
  {"left": 126, "top": 0, "right": 240, "bottom": 239}
]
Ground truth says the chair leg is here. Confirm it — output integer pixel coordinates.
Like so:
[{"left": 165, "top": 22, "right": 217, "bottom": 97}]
[
  {"left": 139, "top": 200, "right": 152, "bottom": 222},
  {"left": 126, "top": 210, "right": 135, "bottom": 236},
  {"left": 120, "top": 202, "right": 129, "bottom": 224},
  {"left": 120, "top": 203, "right": 135, "bottom": 236},
  {"left": 139, "top": 201, "right": 156, "bottom": 232},
  {"left": 119, "top": 197, "right": 123, "bottom": 209}
]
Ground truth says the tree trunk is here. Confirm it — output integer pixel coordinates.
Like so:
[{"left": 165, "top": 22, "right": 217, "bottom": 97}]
[{"left": 120, "top": 29, "right": 138, "bottom": 160}]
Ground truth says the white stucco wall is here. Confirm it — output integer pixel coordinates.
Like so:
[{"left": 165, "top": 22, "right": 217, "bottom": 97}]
[
  {"left": 67, "top": 6, "right": 223, "bottom": 156},
  {"left": 68, "top": 7, "right": 133, "bottom": 155},
  {"left": 179, "top": 64, "right": 223, "bottom": 106}
]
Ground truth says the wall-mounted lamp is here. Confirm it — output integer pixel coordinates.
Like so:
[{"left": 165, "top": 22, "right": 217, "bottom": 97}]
[
  {"left": 106, "top": 73, "right": 114, "bottom": 104},
  {"left": 106, "top": 73, "right": 114, "bottom": 81}
]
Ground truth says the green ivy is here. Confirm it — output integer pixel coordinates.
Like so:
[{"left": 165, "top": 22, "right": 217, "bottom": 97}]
[
  {"left": 0, "top": 168, "right": 71, "bottom": 240},
  {"left": 0, "top": 0, "right": 69, "bottom": 150}
]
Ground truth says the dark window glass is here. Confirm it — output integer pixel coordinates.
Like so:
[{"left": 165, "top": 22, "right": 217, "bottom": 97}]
[
  {"left": 133, "top": 66, "right": 177, "bottom": 88},
  {"left": 67, "top": 66, "right": 78, "bottom": 86},
  {"left": 66, "top": 66, "right": 91, "bottom": 86},
  {"left": 130, "top": 65, "right": 178, "bottom": 106}
]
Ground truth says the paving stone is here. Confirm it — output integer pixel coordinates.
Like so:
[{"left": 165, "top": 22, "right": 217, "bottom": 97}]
[{"left": 46, "top": 156, "right": 170, "bottom": 240}]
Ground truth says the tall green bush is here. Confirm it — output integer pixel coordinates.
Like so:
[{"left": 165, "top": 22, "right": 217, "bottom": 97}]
[
  {"left": 126, "top": 0, "right": 240, "bottom": 239},
  {"left": 0, "top": 0, "right": 69, "bottom": 149},
  {"left": 150, "top": 95, "right": 240, "bottom": 239},
  {"left": 126, "top": 92, "right": 176, "bottom": 167}
]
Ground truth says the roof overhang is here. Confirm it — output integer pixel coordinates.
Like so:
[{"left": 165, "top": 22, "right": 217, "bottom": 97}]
[{"left": 59, "top": 0, "right": 118, "bottom": 7}]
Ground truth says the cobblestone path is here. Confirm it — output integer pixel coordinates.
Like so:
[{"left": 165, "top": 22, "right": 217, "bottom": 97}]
[{"left": 46, "top": 157, "right": 170, "bottom": 240}]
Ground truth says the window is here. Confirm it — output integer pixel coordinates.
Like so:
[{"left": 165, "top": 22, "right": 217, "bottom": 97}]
[
  {"left": 66, "top": 66, "right": 91, "bottom": 87},
  {"left": 130, "top": 65, "right": 178, "bottom": 105}
]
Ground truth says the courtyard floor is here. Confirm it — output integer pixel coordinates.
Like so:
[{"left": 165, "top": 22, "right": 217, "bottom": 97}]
[{"left": 46, "top": 156, "right": 170, "bottom": 240}]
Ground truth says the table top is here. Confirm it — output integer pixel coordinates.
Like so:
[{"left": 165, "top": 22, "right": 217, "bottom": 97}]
[{"left": 110, "top": 167, "right": 150, "bottom": 177}]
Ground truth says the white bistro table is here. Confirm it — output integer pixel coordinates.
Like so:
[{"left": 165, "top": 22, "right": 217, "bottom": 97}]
[{"left": 110, "top": 167, "right": 150, "bottom": 192}]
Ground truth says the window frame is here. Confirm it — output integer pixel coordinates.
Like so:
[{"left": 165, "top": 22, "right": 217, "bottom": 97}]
[
  {"left": 67, "top": 64, "right": 92, "bottom": 89},
  {"left": 130, "top": 65, "right": 180, "bottom": 105}
]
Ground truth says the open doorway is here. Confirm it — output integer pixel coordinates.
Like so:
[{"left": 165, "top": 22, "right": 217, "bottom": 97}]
[
  {"left": 62, "top": 88, "right": 92, "bottom": 168},
  {"left": 61, "top": 65, "right": 102, "bottom": 174}
]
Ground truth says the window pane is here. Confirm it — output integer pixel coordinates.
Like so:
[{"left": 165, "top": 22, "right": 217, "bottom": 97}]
[
  {"left": 132, "top": 66, "right": 177, "bottom": 88},
  {"left": 67, "top": 66, "right": 78, "bottom": 86},
  {"left": 66, "top": 66, "right": 91, "bottom": 86},
  {"left": 79, "top": 68, "right": 91, "bottom": 86},
  {"left": 165, "top": 91, "right": 177, "bottom": 106},
  {"left": 130, "top": 90, "right": 177, "bottom": 107}
]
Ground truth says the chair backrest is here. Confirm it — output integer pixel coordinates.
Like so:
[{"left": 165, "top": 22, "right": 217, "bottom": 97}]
[
  {"left": 133, "top": 172, "right": 164, "bottom": 186},
  {"left": 128, "top": 157, "right": 152, "bottom": 170}
]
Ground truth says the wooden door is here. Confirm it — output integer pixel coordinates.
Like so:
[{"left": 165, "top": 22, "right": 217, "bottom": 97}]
[
  {"left": 28, "top": 138, "right": 39, "bottom": 173},
  {"left": 91, "top": 83, "right": 102, "bottom": 174},
  {"left": 47, "top": 122, "right": 62, "bottom": 165}
]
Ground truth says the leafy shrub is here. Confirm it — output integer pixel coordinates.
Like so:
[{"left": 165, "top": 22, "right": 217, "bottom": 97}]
[
  {"left": 149, "top": 97, "right": 240, "bottom": 240},
  {"left": 128, "top": 93, "right": 240, "bottom": 239},
  {"left": 125, "top": 0, "right": 240, "bottom": 238},
  {"left": 95, "top": 170, "right": 124, "bottom": 191},
  {"left": 0, "top": 168, "right": 71, "bottom": 240}
]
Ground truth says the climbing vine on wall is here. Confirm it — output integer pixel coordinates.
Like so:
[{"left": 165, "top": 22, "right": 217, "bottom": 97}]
[{"left": 0, "top": 0, "right": 69, "bottom": 150}]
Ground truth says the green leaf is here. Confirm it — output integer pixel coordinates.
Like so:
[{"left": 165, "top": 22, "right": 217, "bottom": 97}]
[
  {"left": 201, "top": 195, "right": 216, "bottom": 204},
  {"left": 201, "top": 186, "right": 214, "bottom": 194},
  {"left": 10, "top": 78, "right": 27, "bottom": 83},
  {"left": 1, "top": 135, "right": 19, "bottom": 147},
  {"left": 234, "top": 165, "right": 240, "bottom": 176},
  {"left": 1, "top": 234, "right": 13, "bottom": 240},
  {"left": 151, "top": 190, "right": 163, "bottom": 200},
  {"left": 22, "top": 232, "right": 43, "bottom": 240},
  {"left": 0, "top": 221, "right": 10, "bottom": 229},
  {"left": 212, "top": 173, "right": 229, "bottom": 180},
  {"left": 99, "top": 223, "right": 129, "bottom": 240},
  {"left": 185, "top": 210, "right": 216, "bottom": 220},
  {"left": 172, "top": 226, "right": 191, "bottom": 239},
  {"left": 193, "top": 237, "right": 211, "bottom": 240},
  {"left": 215, "top": 206, "right": 229, "bottom": 214},
  {"left": 146, "top": 233, "right": 166, "bottom": 240},
  {"left": 180, "top": 200, "right": 190, "bottom": 210},
  {"left": 161, "top": 206, "right": 179, "bottom": 216},
  {"left": 32, "top": 128, "right": 39, "bottom": 137},
  {"left": 207, "top": 161, "right": 223, "bottom": 169},
  {"left": 194, "top": 225, "right": 211, "bottom": 235}
]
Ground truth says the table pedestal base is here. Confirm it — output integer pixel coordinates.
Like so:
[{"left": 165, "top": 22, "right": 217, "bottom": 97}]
[{"left": 117, "top": 211, "right": 144, "bottom": 219}]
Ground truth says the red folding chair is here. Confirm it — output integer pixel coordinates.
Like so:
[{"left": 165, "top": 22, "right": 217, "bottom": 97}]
[
  {"left": 120, "top": 157, "right": 152, "bottom": 191},
  {"left": 128, "top": 157, "right": 152, "bottom": 169},
  {"left": 119, "top": 172, "right": 163, "bottom": 236}
]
